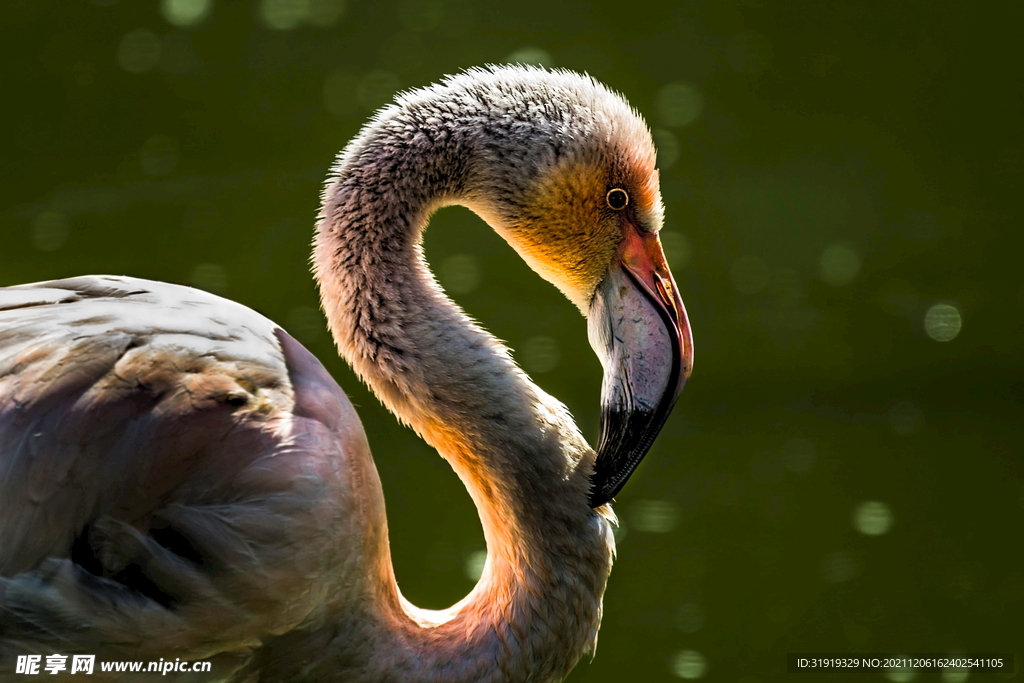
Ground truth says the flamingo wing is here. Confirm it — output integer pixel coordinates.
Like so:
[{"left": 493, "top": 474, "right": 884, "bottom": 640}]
[{"left": 0, "top": 276, "right": 364, "bottom": 672}]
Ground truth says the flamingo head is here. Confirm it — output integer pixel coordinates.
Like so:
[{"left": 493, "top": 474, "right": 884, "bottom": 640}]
[{"left": 460, "top": 67, "right": 695, "bottom": 508}]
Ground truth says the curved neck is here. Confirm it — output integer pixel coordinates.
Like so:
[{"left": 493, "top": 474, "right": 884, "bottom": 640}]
[{"left": 309, "top": 109, "right": 615, "bottom": 682}]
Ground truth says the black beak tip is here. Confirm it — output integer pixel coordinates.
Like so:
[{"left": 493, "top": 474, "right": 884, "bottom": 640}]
[
  {"left": 587, "top": 457, "right": 640, "bottom": 508},
  {"left": 588, "top": 486, "right": 615, "bottom": 509}
]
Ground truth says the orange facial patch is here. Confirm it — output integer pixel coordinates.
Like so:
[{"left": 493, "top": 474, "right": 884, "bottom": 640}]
[{"left": 504, "top": 161, "right": 621, "bottom": 309}]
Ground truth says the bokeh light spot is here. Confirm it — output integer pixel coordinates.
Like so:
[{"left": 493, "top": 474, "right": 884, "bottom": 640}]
[
  {"left": 504, "top": 46, "right": 553, "bottom": 67},
  {"left": 657, "top": 82, "right": 704, "bottom": 128},
  {"left": 438, "top": 254, "right": 480, "bottom": 294},
  {"left": 160, "top": 0, "right": 211, "bottom": 27},
  {"left": 631, "top": 499, "right": 678, "bottom": 533},
  {"left": 671, "top": 650, "right": 707, "bottom": 679},
  {"left": 652, "top": 128, "right": 680, "bottom": 170},
  {"left": 822, "top": 550, "right": 856, "bottom": 583},
  {"left": 853, "top": 501, "right": 893, "bottom": 536},
  {"left": 464, "top": 549, "right": 486, "bottom": 581},
  {"left": 924, "top": 303, "right": 962, "bottom": 341},
  {"left": 189, "top": 263, "right": 228, "bottom": 294},
  {"left": 660, "top": 230, "right": 692, "bottom": 270},
  {"left": 522, "top": 336, "right": 560, "bottom": 374},
  {"left": 730, "top": 255, "right": 769, "bottom": 294},
  {"left": 139, "top": 135, "right": 179, "bottom": 176},
  {"left": 781, "top": 438, "right": 816, "bottom": 473},
  {"left": 819, "top": 243, "right": 861, "bottom": 286},
  {"left": 285, "top": 306, "right": 324, "bottom": 345},
  {"left": 357, "top": 70, "right": 400, "bottom": 110},
  {"left": 31, "top": 212, "right": 69, "bottom": 252},
  {"left": 117, "top": 29, "right": 161, "bottom": 73},
  {"left": 726, "top": 31, "right": 773, "bottom": 74},
  {"left": 259, "top": 0, "right": 310, "bottom": 30},
  {"left": 889, "top": 400, "right": 924, "bottom": 435}
]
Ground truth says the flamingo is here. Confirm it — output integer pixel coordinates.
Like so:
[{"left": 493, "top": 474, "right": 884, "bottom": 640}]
[{"left": 0, "top": 66, "right": 692, "bottom": 682}]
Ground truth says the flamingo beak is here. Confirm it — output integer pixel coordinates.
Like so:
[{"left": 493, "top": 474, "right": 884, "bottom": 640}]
[{"left": 586, "top": 225, "right": 693, "bottom": 508}]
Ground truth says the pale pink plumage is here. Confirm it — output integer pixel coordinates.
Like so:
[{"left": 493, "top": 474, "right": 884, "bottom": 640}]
[{"left": 0, "top": 65, "right": 687, "bottom": 682}]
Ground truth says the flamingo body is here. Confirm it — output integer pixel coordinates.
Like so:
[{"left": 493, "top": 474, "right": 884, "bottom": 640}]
[{"left": 0, "top": 276, "right": 369, "bottom": 678}]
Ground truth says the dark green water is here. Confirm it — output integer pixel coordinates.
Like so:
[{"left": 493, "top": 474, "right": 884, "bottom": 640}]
[{"left": 2, "top": 0, "right": 1021, "bottom": 681}]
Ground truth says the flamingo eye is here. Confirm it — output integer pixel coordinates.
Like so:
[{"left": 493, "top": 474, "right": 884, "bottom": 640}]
[{"left": 606, "top": 188, "right": 629, "bottom": 210}]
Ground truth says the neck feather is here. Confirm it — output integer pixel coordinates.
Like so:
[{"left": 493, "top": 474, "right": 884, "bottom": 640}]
[{"left": 309, "top": 100, "right": 615, "bottom": 682}]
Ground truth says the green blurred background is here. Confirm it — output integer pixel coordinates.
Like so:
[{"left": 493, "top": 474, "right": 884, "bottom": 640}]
[{"left": 2, "top": 0, "right": 1021, "bottom": 680}]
